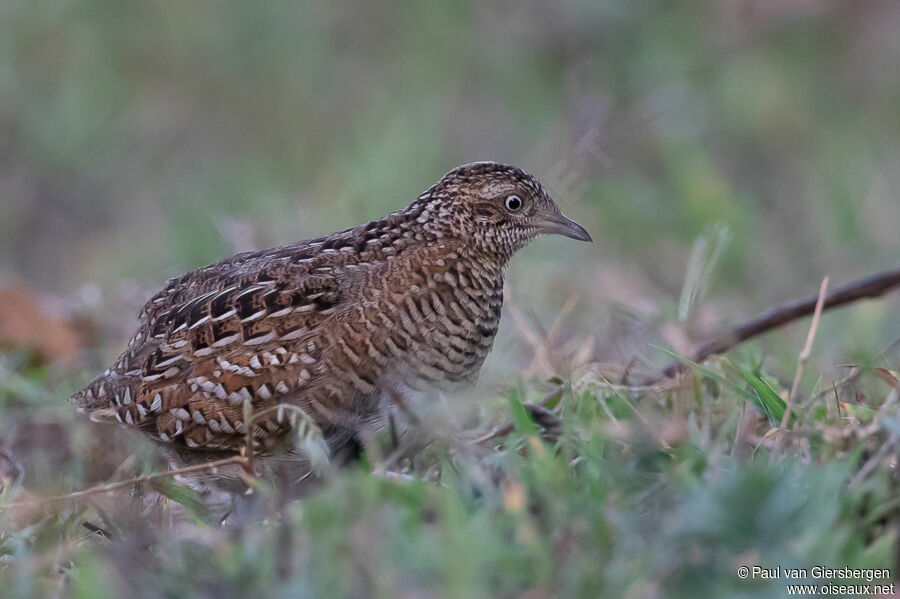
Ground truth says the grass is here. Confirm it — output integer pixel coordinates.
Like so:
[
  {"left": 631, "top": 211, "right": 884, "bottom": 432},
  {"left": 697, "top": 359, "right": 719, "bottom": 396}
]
[
  {"left": 1, "top": 342, "right": 898, "bottom": 598},
  {"left": 2, "top": 1, "right": 900, "bottom": 596}
]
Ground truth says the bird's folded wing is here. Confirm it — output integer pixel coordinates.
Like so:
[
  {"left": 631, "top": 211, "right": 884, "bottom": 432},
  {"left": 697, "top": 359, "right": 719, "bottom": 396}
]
[{"left": 72, "top": 265, "right": 346, "bottom": 451}]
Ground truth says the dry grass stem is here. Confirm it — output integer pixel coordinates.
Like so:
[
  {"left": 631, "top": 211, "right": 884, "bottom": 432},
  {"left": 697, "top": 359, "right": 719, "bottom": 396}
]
[
  {"left": 780, "top": 276, "right": 829, "bottom": 435},
  {"left": 0, "top": 455, "right": 248, "bottom": 512}
]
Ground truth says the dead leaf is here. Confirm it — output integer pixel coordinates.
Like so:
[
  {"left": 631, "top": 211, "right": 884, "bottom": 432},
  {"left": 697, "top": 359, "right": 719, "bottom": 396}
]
[{"left": 0, "top": 280, "right": 94, "bottom": 366}]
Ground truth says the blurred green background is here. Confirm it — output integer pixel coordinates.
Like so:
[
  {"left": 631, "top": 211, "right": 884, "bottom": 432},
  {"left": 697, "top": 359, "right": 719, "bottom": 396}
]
[
  {"left": 3, "top": 3, "right": 900, "bottom": 597},
  {"left": 1, "top": 0, "right": 899, "bottom": 377}
]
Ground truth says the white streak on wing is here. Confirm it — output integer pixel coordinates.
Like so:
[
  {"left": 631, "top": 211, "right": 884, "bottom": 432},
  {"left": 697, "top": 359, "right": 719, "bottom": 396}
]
[
  {"left": 212, "top": 333, "right": 240, "bottom": 348},
  {"left": 244, "top": 331, "right": 276, "bottom": 346}
]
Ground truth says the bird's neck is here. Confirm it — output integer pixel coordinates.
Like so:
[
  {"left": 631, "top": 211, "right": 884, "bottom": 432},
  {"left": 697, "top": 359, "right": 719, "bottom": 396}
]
[{"left": 398, "top": 197, "right": 520, "bottom": 268}]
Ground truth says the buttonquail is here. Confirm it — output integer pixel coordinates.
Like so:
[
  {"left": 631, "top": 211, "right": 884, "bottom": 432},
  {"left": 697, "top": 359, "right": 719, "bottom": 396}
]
[{"left": 71, "top": 162, "right": 592, "bottom": 490}]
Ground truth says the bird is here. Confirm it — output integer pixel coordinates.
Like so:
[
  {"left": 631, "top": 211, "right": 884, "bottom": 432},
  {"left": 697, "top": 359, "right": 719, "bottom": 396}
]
[{"left": 71, "top": 161, "right": 592, "bottom": 492}]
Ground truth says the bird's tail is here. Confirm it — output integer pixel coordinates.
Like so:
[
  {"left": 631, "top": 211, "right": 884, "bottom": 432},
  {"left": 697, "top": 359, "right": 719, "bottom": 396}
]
[{"left": 70, "top": 370, "right": 123, "bottom": 423}]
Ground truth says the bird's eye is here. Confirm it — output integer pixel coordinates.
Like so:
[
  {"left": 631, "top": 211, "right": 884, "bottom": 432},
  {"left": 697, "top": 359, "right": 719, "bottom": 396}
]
[{"left": 505, "top": 195, "right": 523, "bottom": 212}]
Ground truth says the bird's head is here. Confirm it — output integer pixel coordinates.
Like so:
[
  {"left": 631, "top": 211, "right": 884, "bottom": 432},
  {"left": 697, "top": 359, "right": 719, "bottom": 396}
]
[{"left": 418, "top": 162, "right": 592, "bottom": 263}]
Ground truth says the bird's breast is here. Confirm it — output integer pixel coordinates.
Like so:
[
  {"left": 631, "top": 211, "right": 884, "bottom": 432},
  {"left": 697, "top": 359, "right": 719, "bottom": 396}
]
[{"left": 329, "top": 252, "right": 504, "bottom": 396}]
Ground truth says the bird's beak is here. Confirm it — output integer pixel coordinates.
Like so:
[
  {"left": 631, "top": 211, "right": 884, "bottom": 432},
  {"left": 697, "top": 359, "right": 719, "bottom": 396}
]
[{"left": 537, "top": 213, "right": 593, "bottom": 242}]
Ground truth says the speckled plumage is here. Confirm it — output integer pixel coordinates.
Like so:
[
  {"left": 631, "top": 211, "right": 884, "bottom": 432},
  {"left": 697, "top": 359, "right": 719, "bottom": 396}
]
[{"left": 71, "top": 162, "right": 591, "bottom": 486}]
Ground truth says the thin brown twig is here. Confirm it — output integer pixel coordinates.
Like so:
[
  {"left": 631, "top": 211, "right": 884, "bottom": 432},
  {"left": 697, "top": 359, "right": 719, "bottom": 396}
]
[
  {"left": 805, "top": 337, "right": 900, "bottom": 408},
  {"left": 0, "top": 456, "right": 248, "bottom": 511},
  {"left": 809, "top": 366, "right": 860, "bottom": 406},
  {"left": 660, "top": 268, "right": 900, "bottom": 378},
  {"left": 849, "top": 438, "right": 897, "bottom": 489},
  {"left": 470, "top": 386, "right": 565, "bottom": 445},
  {"left": 833, "top": 382, "right": 843, "bottom": 418}
]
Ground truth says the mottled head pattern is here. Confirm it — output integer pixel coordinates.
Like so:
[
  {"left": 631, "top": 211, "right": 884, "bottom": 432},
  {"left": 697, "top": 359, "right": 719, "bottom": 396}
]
[
  {"left": 70, "top": 161, "right": 590, "bottom": 491},
  {"left": 412, "top": 162, "right": 591, "bottom": 263}
]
